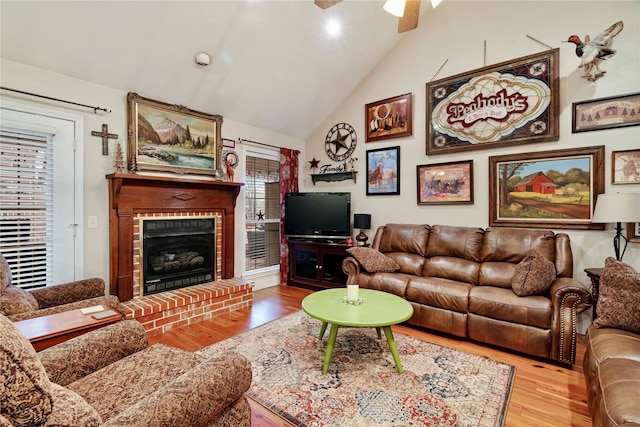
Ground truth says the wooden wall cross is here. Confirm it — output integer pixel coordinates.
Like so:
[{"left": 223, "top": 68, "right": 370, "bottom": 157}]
[{"left": 91, "top": 123, "right": 118, "bottom": 155}]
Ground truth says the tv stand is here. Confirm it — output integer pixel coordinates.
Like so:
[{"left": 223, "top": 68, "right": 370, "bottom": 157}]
[{"left": 287, "top": 240, "right": 350, "bottom": 290}]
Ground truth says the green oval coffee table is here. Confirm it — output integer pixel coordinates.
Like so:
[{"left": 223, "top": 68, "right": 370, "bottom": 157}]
[{"left": 302, "top": 288, "right": 413, "bottom": 375}]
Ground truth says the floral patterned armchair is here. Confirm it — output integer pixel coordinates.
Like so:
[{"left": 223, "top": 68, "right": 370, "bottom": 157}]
[
  {"left": 0, "top": 315, "right": 252, "bottom": 426},
  {"left": 0, "top": 253, "right": 125, "bottom": 322}
]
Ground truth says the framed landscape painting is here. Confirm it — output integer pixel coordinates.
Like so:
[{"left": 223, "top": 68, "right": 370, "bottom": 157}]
[
  {"left": 366, "top": 146, "right": 400, "bottom": 195},
  {"left": 426, "top": 49, "right": 559, "bottom": 155},
  {"left": 127, "top": 92, "right": 223, "bottom": 176},
  {"left": 489, "top": 146, "right": 604, "bottom": 230}
]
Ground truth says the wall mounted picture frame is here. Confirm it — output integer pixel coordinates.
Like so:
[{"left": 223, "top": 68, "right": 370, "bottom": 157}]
[
  {"left": 572, "top": 92, "right": 640, "bottom": 133},
  {"left": 488, "top": 145, "right": 605, "bottom": 230},
  {"left": 426, "top": 49, "right": 559, "bottom": 155},
  {"left": 416, "top": 160, "right": 473, "bottom": 205},
  {"left": 612, "top": 149, "right": 640, "bottom": 184},
  {"left": 127, "top": 92, "right": 223, "bottom": 177},
  {"left": 365, "top": 93, "right": 412, "bottom": 142},
  {"left": 366, "top": 146, "right": 400, "bottom": 196}
]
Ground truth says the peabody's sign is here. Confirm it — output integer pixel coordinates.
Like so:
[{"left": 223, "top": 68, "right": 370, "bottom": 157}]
[{"left": 426, "top": 49, "right": 559, "bottom": 155}]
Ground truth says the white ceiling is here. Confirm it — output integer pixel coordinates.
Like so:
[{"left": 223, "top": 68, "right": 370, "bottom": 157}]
[{"left": 0, "top": 0, "right": 428, "bottom": 139}]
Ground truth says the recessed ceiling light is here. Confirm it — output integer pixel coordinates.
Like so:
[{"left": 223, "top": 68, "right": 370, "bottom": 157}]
[{"left": 325, "top": 19, "right": 341, "bottom": 36}]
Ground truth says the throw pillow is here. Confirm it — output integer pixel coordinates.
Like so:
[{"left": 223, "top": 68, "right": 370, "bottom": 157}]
[
  {"left": 511, "top": 249, "right": 556, "bottom": 297},
  {"left": 346, "top": 247, "right": 400, "bottom": 273},
  {"left": 0, "top": 254, "right": 12, "bottom": 291},
  {"left": 0, "top": 315, "right": 53, "bottom": 426},
  {"left": 594, "top": 257, "right": 640, "bottom": 333},
  {"left": 0, "top": 285, "right": 39, "bottom": 316}
]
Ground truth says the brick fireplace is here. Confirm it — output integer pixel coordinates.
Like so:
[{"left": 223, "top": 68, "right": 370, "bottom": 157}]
[{"left": 107, "top": 173, "right": 252, "bottom": 336}]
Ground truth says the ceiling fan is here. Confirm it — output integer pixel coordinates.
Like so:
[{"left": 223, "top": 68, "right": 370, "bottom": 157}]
[{"left": 314, "top": 0, "right": 440, "bottom": 34}]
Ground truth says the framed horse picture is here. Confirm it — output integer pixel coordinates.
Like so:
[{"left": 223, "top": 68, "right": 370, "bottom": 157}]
[{"left": 366, "top": 146, "right": 400, "bottom": 196}]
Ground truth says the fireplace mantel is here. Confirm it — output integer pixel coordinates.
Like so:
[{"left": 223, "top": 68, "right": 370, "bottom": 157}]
[{"left": 107, "top": 173, "right": 243, "bottom": 301}]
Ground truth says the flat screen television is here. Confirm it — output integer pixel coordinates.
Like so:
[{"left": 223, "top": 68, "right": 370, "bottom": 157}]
[{"left": 284, "top": 192, "right": 351, "bottom": 240}]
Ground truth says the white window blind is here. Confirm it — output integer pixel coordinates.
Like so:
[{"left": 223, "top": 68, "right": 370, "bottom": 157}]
[
  {"left": 0, "top": 126, "right": 53, "bottom": 289},
  {"left": 245, "top": 153, "right": 280, "bottom": 272}
]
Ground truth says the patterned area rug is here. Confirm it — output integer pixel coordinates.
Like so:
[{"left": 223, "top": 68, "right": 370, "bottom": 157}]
[{"left": 197, "top": 310, "right": 515, "bottom": 427}]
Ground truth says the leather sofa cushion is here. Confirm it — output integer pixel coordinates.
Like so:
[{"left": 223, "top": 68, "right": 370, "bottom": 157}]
[
  {"left": 591, "top": 358, "right": 640, "bottom": 426},
  {"left": 479, "top": 262, "right": 516, "bottom": 289},
  {"left": 426, "top": 225, "right": 484, "bottom": 261},
  {"left": 583, "top": 325, "right": 640, "bottom": 386},
  {"left": 356, "top": 272, "right": 410, "bottom": 299},
  {"left": 480, "top": 228, "right": 557, "bottom": 286},
  {"left": 378, "top": 224, "right": 430, "bottom": 256},
  {"left": 406, "top": 277, "right": 472, "bottom": 313},
  {"left": 469, "top": 286, "right": 552, "bottom": 329},
  {"left": 423, "top": 256, "right": 480, "bottom": 285},
  {"left": 386, "top": 252, "right": 425, "bottom": 276}
]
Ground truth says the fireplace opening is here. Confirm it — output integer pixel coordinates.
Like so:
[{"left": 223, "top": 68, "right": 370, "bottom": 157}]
[{"left": 140, "top": 217, "right": 216, "bottom": 295}]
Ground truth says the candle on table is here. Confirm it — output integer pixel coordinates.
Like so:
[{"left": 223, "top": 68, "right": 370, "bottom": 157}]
[{"left": 347, "top": 284, "right": 359, "bottom": 301}]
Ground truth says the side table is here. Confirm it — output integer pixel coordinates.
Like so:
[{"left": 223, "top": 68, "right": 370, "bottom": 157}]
[
  {"left": 584, "top": 267, "right": 602, "bottom": 320},
  {"left": 14, "top": 308, "right": 122, "bottom": 351}
]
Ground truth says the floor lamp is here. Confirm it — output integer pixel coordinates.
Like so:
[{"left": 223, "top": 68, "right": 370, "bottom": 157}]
[{"left": 592, "top": 193, "right": 640, "bottom": 261}]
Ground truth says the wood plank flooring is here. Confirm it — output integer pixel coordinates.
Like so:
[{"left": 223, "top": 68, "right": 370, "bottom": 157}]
[{"left": 149, "top": 285, "right": 592, "bottom": 427}]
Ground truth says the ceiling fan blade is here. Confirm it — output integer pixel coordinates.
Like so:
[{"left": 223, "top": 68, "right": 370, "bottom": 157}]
[
  {"left": 314, "top": 0, "right": 343, "bottom": 9},
  {"left": 398, "top": 0, "right": 420, "bottom": 33}
]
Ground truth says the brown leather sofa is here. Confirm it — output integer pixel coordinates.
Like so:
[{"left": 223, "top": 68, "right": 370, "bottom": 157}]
[
  {"left": 583, "top": 325, "right": 640, "bottom": 427},
  {"left": 342, "top": 224, "right": 592, "bottom": 364}
]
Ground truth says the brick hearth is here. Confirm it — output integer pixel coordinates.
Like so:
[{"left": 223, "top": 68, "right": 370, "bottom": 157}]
[{"left": 122, "top": 278, "right": 253, "bottom": 337}]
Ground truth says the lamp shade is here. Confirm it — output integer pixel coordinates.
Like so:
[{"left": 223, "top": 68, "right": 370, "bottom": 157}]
[
  {"left": 353, "top": 213, "right": 371, "bottom": 230},
  {"left": 592, "top": 193, "right": 640, "bottom": 223}
]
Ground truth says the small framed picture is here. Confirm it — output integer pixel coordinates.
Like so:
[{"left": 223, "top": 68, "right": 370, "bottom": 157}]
[
  {"left": 612, "top": 149, "right": 640, "bottom": 184},
  {"left": 572, "top": 92, "right": 640, "bottom": 133},
  {"left": 416, "top": 160, "right": 473, "bottom": 205},
  {"left": 366, "top": 146, "right": 400, "bottom": 195},
  {"left": 628, "top": 223, "right": 640, "bottom": 243},
  {"left": 365, "top": 93, "right": 412, "bottom": 142}
]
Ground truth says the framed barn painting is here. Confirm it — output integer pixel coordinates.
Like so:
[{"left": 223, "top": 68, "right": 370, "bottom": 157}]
[
  {"left": 127, "top": 92, "right": 223, "bottom": 177},
  {"left": 366, "top": 146, "right": 400, "bottom": 196},
  {"left": 489, "top": 146, "right": 605, "bottom": 230},
  {"left": 416, "top": 160, "right": 473, "bottom": 205},
  {"left": 426, "top": 49, "right": 559, "bottom": 155},
  {"left": 365, "top": 93, "right": 412, "bottom": 142}
]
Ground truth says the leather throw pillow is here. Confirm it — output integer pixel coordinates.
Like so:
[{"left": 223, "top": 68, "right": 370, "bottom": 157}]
[
  {"left": 346, "top": 247, "right": 400, "bottom": 273},
  {"left": 511, "top": 249, "right": 556, "bottom": 297},
  {"left": 594, "top": 257, "right": 640, "bottom": 333}
]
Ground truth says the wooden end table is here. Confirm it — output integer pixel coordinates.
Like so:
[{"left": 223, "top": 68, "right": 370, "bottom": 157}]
[
  {"left": 584, "top": 267, "right": 602, "bottom": 320},
  {"left": 302, "top": 288, "right": 413, "bottom": 375},
  {"left": 14, "top": 308, "right": 122, "bottom": 351}
]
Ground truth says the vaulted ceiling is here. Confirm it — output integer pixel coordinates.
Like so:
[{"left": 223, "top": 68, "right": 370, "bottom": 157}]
[{"left": 0, "top": 1, "right": 430, "bottom": 139}]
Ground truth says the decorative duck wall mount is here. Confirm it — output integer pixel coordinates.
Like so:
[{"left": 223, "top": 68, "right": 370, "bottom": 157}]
[{"left": 564, "top": 21, "right": 624, "bottom": 82}]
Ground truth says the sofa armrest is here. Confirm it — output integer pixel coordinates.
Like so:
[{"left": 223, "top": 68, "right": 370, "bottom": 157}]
[
  {"left": 342, "top": 256, "right": 364, "bottom": 285},
  {"left": 100, "top": 352, "right": 252, "bottom": 427},
  {"left": 39, "top": 320, "right": 148, "bottom": 386},
  {"left": 6, "top": 295, "right": 126, "bottom": 322},
  {"left": 30, "top": 278, "right": 106, "bottom": 308},
  {"left": 549, "top": 277, "right": 593, "bottom": 364}
]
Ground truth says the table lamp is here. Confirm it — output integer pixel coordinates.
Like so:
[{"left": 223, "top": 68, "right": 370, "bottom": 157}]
[
  {"left": 353, "top": 213, "right": 372, "bottom": 247},
  {"left": 592, "top": 193, "right": 640, "bottom": 261}
]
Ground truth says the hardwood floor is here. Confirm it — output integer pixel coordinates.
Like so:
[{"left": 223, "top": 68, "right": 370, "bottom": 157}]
[{"left": 149, "top": 285, "right": 592, "bottom": 427}]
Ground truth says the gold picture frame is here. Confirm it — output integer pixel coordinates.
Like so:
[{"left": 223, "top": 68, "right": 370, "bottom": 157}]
[{"left": 127, "top": 92, "right": 223, "bottom": 176}]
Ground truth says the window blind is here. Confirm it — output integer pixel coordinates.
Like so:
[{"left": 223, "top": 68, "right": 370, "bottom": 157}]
[
  {"left": 0, "top": 127, "right": 53, "bottom": 289},
  {"left": 245, "top": 154, "right": 280, "bottom": 272}
]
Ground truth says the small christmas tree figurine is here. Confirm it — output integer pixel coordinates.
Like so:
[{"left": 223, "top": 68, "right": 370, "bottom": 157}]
[{"left": 114, "top": 140, "right": 126, "bottom": 173}]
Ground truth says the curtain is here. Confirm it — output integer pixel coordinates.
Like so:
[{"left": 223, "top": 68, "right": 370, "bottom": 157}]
[{"left": 279, "top": 148, "right": 300, "bottom": 284}]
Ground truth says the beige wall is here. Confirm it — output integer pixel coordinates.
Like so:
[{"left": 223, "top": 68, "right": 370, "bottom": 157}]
[
  {"left": 303, "top": 1, "right": 640, "bottom": 331},
  {"left": 0, "top": 59, "right": 305, "bottom": 291}
]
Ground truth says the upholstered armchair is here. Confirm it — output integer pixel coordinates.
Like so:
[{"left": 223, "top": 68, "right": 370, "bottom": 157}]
[
  {"left": 0, "top": 253, "right": 125, "bottom": 321},
  {"left": 0, "top": 315, "right": 253, "bottom": 426}
]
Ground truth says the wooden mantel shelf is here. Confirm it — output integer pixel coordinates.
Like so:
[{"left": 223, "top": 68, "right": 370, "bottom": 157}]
[{"left": 106, "top": 173, "right": 244, "bottom": 301}]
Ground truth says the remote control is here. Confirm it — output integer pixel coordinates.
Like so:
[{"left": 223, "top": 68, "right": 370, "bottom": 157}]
[{"left": 92, "top": 310, "right": 118, "bottom": 320}]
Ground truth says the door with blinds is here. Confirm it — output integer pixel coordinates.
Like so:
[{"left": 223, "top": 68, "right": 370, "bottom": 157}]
[{"left": 0, "top": 108, "right": 79, "bottom": 288}]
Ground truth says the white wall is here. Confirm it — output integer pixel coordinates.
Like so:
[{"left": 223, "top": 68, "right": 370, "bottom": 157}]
[
  {"left": 0, "top": 59, "right": 305, "bottom": 292},
  {"left": 304, "top": 1, "right": 640, "bottom": 332}
]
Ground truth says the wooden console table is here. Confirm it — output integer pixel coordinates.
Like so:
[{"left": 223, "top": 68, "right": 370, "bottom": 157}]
[
  {"left": 14, "top": 309, "right": 121, "bottom": 351},
  {"left": 584, "top": 267, "right": 602, "bottom": 320}
]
